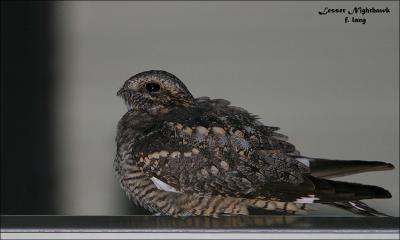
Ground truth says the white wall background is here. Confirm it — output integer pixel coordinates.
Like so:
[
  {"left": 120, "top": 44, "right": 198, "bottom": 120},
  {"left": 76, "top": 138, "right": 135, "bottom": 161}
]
[{"left": 54, "top": 1, "right": 399, "bottom": 216}]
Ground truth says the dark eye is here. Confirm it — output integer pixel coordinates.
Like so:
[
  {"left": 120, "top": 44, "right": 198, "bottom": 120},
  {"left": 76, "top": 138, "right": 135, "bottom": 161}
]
[{"left": 145, "top": 82, "right": 161, "bottom": 92}]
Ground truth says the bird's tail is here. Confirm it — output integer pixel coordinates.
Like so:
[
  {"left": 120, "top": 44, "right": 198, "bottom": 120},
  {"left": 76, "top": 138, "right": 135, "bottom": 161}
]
[
  {"left": 306, "top": 175, "right": 392, "bottom": 216},
  {"left": 251, "top": 175, "right": 392, "bottom": 216},
  {"left": 325, "top": 200, "right": 390, "bottom": 217},
  {"left": 309, "top": 175, "right": 392, "bottom": 202},
  {"left": 293, "top": 156, "right": 394, "bottom": 178}
]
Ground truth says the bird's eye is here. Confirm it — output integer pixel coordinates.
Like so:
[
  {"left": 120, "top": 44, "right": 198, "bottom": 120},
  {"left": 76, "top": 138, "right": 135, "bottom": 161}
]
[{"left": 145, "top": 82, "right": 161, "bottom": 93}]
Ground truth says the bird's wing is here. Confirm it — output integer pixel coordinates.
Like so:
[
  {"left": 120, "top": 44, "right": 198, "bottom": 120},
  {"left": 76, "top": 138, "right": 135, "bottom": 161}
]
[{"left": 133, "top": 98, "right": 315, "bottom": 201}]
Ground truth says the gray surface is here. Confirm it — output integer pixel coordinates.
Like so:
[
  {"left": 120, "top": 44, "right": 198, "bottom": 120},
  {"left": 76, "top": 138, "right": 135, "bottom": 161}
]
[{"left": 53, "top": 2, "right": 399, "bottom": 215}]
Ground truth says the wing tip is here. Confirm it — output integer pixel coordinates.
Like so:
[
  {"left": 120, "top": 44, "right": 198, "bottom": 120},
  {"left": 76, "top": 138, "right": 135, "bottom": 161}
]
[
  {"left": 372, "top": 186, "right": 392, "bottom": 199},
  {"left": 368, "top": 161, "right": 395, "bottom": 171},
  {"left": 384, "top": 162, "right": 395, "bottom": 170}
]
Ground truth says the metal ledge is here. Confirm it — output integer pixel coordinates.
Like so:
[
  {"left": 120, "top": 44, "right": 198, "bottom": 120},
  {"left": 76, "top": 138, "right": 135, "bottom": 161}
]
[{"left": 1, "top": 215, "right": 399, "bottom": 239}]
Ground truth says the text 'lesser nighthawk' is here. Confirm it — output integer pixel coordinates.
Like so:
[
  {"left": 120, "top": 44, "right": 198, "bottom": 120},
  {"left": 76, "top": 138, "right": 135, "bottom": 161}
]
[{"left": 115, "top": 70, "right": 394, "bottom": 217}]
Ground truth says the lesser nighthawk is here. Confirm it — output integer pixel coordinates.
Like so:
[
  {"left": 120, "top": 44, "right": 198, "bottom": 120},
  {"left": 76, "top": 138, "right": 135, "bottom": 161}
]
[{"left": 115, "top": 70, "right": 394, "bottom": 217}]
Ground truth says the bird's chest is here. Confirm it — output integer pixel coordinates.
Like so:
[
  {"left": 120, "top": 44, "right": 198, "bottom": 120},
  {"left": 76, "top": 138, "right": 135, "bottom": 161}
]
[
  {"left": 115, "top": 141, "right": 160, "bottom": 211},
  {"left": 114, "top": 114, "right": 160, "bottom": 206}
]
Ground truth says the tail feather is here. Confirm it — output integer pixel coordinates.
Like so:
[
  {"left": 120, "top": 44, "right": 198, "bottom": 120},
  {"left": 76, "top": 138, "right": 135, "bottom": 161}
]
[
  {"left": 260, "top": 176, "right": 392, "bottom": 203},
  {"left": 259, "top": 155, "right": 394, "bottom": 217},
  {"left": 309, "top": 176, "right": 392, "bottom": 203},
  {"left": 326, "top": 200, "right": 391, "bottom": 217},
  {"left": 294, "top": 156, "right": 394, "bottom": 178}
]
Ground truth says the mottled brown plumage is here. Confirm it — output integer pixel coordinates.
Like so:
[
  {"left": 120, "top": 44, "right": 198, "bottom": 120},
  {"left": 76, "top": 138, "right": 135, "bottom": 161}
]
[{"left": 114, "top": 70, "right": 394, "bottom": 217}]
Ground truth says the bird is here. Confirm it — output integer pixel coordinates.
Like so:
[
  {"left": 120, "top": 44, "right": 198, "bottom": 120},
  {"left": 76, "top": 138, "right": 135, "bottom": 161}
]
[{"left": 114, "top": 70, "right": 395, "bottom": 217}]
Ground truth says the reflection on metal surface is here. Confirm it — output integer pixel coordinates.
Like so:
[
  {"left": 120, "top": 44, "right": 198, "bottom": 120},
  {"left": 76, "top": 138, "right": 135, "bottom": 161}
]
[
  {"left": 129, "top": 215, "right": 311, "bottom": 229},
  {"left": 2, "top": 232, "right": 399, "bottom": 240},
  {"left": 2, "top": 216, "right": 399, "bottom": 239},
  {"left": 1, "top": 215, "right": 398, "bottom": 231}
]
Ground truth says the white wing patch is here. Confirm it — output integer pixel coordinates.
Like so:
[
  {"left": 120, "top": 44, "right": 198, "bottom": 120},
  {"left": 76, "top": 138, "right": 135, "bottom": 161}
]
[
  {"left": 296, "top": 157, "right": 310, "bottom": 167},
  {"left": 151, "top": 177, "right": 180, "bottom": 193},
  {"left": 295, "top": 194, "right": 320, "bottom": 204}
]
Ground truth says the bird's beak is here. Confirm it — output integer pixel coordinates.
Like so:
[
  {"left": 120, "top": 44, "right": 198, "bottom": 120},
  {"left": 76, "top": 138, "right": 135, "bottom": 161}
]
[{"left": 117, "top": 87, "right": 126, "bottom": 97}]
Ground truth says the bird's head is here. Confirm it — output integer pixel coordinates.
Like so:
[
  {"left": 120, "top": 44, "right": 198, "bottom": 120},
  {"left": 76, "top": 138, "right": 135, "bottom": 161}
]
[{"left": 117, "top": 70, "right": 194, "bottom": 114}]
